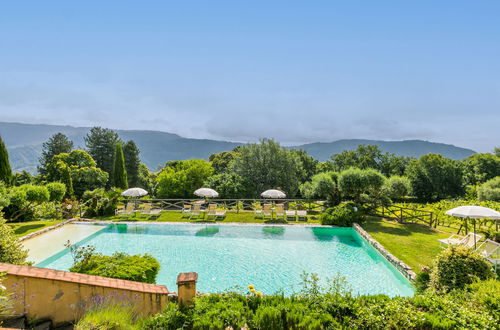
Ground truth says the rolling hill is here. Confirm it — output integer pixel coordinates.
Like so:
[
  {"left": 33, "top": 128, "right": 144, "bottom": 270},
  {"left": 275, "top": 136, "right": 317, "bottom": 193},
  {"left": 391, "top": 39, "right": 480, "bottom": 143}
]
[{"left": 0, "top": 122, "right": 476, "bottom": 173}]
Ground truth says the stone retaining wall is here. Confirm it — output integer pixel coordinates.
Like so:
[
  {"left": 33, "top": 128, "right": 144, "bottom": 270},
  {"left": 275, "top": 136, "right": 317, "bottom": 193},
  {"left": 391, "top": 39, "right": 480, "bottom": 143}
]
[{"left": 353, "top": 223, "right": 416, "bottom": 281}]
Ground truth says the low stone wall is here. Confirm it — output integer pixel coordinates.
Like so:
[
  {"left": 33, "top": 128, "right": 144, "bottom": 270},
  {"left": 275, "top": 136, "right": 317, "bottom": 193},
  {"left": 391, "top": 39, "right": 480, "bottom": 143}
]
[
  {"left": 352, "top": 223, "right": 416, "bottom": 281},
  {"left": 0, "top": 263, "right": 170, "bottom": 326}
]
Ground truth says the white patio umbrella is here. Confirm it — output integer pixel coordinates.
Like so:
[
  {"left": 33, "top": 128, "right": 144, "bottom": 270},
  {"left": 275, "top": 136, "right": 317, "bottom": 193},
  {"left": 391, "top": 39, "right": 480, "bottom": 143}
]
[
  {"left": 194, "top": 188, "right": 219, "bottom": 198},
  {"left": 121, "top": 187, "right": 148, "bottom": 197},
  {"left": 445, "top": 205, "right": 500, "bottom": 248},
  {"left": 445, "top": 205, "right": 500, "bottom": 219},
  {"left": 261, "top": 189, "right": 286, "bottom": 199}
]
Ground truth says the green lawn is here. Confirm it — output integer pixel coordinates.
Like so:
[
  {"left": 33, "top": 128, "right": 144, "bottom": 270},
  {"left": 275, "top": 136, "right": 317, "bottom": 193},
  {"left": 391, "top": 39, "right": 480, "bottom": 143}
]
[
  {"left": 8, "top": 220, "right": 63, "bottom": 237},
  {"left": 96, "top": 210, "right": 320, "bottom": 224},
  {"left": 362, "top": 216, "right": 450, "bottom": 270}
]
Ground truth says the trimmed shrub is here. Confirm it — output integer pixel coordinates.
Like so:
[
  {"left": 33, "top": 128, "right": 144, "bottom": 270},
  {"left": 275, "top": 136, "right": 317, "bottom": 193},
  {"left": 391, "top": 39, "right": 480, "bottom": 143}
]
[
  {"left": 320, "top": 202, "right": 364, "bottom": 226},
  {"left": 45, "top": 182, "right": 66, "bottom": 202},
  {"left": 429, "top": 246, "right": 494, "bottom": 293},
  {"left": 70, "top": 249, "right": 160, "bottom": 284}
]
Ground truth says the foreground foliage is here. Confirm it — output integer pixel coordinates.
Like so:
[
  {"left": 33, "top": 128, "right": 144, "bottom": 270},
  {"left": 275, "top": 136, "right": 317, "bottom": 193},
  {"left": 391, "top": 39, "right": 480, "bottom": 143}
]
[
  {"left": 141, "top": 279, "right": 498, "bottom": 330},
  {"left": 0, "top": 218, "right": 29, "bottom": 265}
]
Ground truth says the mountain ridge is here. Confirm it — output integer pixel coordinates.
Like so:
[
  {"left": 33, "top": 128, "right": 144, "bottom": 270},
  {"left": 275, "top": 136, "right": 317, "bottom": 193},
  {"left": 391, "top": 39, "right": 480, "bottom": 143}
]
[{"left": 0, "top": 121, "right": 476, "bottom": 173}]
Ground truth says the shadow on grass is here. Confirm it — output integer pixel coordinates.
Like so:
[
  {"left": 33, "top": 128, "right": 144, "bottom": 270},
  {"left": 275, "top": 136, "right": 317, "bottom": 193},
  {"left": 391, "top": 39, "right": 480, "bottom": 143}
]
[
  {"left": 13, "top": 224, "right": 45, "bottom": 235},
  {"left": 363, "top": 217, "right": 438, "bottom": 237}
]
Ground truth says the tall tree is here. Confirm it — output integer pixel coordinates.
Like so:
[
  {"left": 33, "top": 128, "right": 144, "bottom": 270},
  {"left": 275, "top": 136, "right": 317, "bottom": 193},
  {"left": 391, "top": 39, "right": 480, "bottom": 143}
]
[
  {"left": 123, "top": 140, "right": 141, "bottom": 187},
  {"left": 156, "top": 159, "right": 213, "bottom": 198},
  {"left": 113, "top": 143, "right": 128, "bottom": 189},
  {"left": 85, "top": 127, "right": 119, "bottom": 184},
  {"left": 0, "top": 136, "right": 12, "bottom": 185},
  {"left": 38, "top": 133, "right": 73, "bottom": 175},
  {"left": 47, "top": 150, "right": 108, "bottom": 198},
  {"left": 462, "top": 153, "right": 500, "bottom": 186},
  {"left": 230, "top": 139, "right": 303, "bottom": 197},
  {"left": 494, "top": 147, "right": 500, "bottom": 158},
  {"left": 405, "top": 154, "right": 463, "bottom": 201}
]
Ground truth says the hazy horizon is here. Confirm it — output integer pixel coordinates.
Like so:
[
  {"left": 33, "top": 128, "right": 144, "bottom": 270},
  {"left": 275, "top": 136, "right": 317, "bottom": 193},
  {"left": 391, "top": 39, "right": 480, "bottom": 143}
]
[{"left": 1, "top": 1, "right": 499, "bottom": 152}]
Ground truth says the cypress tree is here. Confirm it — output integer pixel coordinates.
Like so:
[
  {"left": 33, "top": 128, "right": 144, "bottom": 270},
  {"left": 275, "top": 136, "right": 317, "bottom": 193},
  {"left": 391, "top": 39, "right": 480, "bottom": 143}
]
[
  {"left": 61, "top": 164, "right": 74, "bottom": 199},
  {"left": 113, "top": 143, "right": 128, "bottom": 189},
  {"left": 0, "top": 136, "right": 12, "bottom": 185},
  {"left": 123, "top": 140, "right": 141, "bottom": 187},
  {"left": 84, "top": 127, "right": 119, "bottom": 185}
]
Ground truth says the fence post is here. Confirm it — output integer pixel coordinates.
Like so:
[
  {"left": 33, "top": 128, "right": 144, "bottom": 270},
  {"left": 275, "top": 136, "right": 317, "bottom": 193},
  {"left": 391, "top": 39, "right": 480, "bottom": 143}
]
[
  {"left": 399, "top": 208, "right": 403, "bottom": 222},
  {"left": 177, "top": 272, "right": 198, "bottom": 307}
]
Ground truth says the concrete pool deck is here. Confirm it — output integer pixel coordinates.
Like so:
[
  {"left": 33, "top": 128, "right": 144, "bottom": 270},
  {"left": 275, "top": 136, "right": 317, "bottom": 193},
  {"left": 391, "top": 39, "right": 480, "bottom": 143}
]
[{"left": 22, "top": 223, "right": 107, "bottom": 264}]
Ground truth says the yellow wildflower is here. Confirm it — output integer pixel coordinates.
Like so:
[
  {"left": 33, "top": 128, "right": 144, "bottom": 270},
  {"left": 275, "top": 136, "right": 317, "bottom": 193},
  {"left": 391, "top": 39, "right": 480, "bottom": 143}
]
[
  {"left": 250, "top": 289, "right": 256, "bottom": 293},
  {"left": 248, "top": 285, "right": 254, "bottom": 290},
  {"left": 256, "top": 291, "right": 263, "bottom": 296}
]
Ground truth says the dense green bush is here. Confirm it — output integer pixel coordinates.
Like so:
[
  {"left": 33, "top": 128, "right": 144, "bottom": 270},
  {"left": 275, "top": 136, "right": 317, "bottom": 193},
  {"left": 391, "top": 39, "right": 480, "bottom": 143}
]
[
  {"left": 139, "top": 302, "right": 189, "bottom": 329},
  {"left": 300, "top": 171, "right": 341, "bottom": 205},
  {"left": 478, "top": 176, "right": 500, "bottom": 202},
  {"left": 381, "top": 175, "right": 411, "bottom": 200},
  {"left": 320, "top": 202, "right": 363, "bottom": 226},
  {"left": 82, "top": 188, "right": 121, "bottom": 217},
  {"left": 2, "top": 184, "right": 51, "bottom": 221},
  {"left": 69, "top": 246, "right": 160, "bottom": 284},
  {"left": 429, "top": 246, "right": 494, "bottom": 293},
  {"left": 0, "top": 219, "right": 29, "bottom": 264},
  {"left": 45, "top": 182, "right": 66, "bottom": 202}
]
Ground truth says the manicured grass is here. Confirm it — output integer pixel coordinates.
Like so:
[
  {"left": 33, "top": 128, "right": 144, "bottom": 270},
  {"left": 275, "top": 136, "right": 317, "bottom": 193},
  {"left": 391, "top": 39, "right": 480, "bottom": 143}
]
[
  {"left": 8, "top": 220, "right": 63, "bottom": 237},
  {"left": 362, "top": 216, "right": 450, "bottom": 270},
  {"left": 96, "top": 210, "right": 320, "bottom": 224}
]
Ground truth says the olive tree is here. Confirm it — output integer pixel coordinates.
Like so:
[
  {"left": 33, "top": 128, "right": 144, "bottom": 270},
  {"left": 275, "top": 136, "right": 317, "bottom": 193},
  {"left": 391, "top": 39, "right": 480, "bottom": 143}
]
[
  {"left": 230, "top": 139, "right": 304, "bottom": 197},
  {"left": 405, "top": 154, "right": 463, "bottom": 201}
]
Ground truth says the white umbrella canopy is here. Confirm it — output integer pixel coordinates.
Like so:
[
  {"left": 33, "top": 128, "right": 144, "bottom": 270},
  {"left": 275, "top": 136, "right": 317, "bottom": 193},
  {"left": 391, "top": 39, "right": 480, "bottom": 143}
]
[
  {"left": 121, "top": 188, "right": 148, "bottom": 197},
  {"left": 445, "top": 205, "right": 500, "bottom": 219},
  {"left": 194, "top": 188, "right": 219, "bottom": 198},
  {"left": 261, "top": 189, "right": 286, "bottom": 199}
]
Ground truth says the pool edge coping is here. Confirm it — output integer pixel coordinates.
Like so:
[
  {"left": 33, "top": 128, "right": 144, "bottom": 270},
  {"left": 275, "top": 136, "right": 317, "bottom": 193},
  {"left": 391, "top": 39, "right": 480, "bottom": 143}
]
[{"left": 353, "top": 223, "right": 416, "bottom": 281}]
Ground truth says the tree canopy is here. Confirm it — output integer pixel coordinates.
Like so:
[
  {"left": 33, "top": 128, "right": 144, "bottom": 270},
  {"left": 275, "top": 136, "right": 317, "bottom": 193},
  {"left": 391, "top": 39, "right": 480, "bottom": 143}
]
[
  {"left": 85, "top": 127, "right": 120, "bottom": 183},
  {"left": 156, "top": 159, "right": 214, "bottom": 198},
  {"left": 405, "top": 154, "right": 463, "bottom": 201},
  {"left": 462, "top": 153, "right": 500, "bottom": 186},
  {"left": 230, "top": 139, "right": 304, "bottom": 197},
  {"left": 38, "top": 133, "right": 73, "bottom": 175}
]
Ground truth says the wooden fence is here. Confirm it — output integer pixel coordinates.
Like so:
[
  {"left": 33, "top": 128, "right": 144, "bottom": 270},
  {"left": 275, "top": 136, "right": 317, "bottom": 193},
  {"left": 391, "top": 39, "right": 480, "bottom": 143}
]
[
  {"left": 120, "top": 199, "right": 326, "bottom": 213},
  {"left": 373, "top": 205, "right": 436, "bottom": 227}
]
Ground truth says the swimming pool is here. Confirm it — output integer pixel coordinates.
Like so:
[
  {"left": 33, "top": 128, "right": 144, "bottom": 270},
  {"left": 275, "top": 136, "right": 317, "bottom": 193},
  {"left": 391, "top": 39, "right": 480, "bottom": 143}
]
[{"left": 36, "top": 223, "right": 414, "bottom": 297}]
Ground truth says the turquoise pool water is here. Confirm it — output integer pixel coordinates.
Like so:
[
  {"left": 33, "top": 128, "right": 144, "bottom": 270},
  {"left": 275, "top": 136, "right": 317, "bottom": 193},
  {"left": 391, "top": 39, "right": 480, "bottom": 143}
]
[{"left": 37, "top": 223, "right": 414, "bottom": 297}]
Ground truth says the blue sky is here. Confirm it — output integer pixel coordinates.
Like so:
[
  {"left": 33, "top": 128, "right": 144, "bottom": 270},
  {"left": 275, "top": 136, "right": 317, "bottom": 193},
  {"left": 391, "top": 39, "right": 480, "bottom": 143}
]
[{"left": 0, "top": 1, "right": 498, "bottom": 152}]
